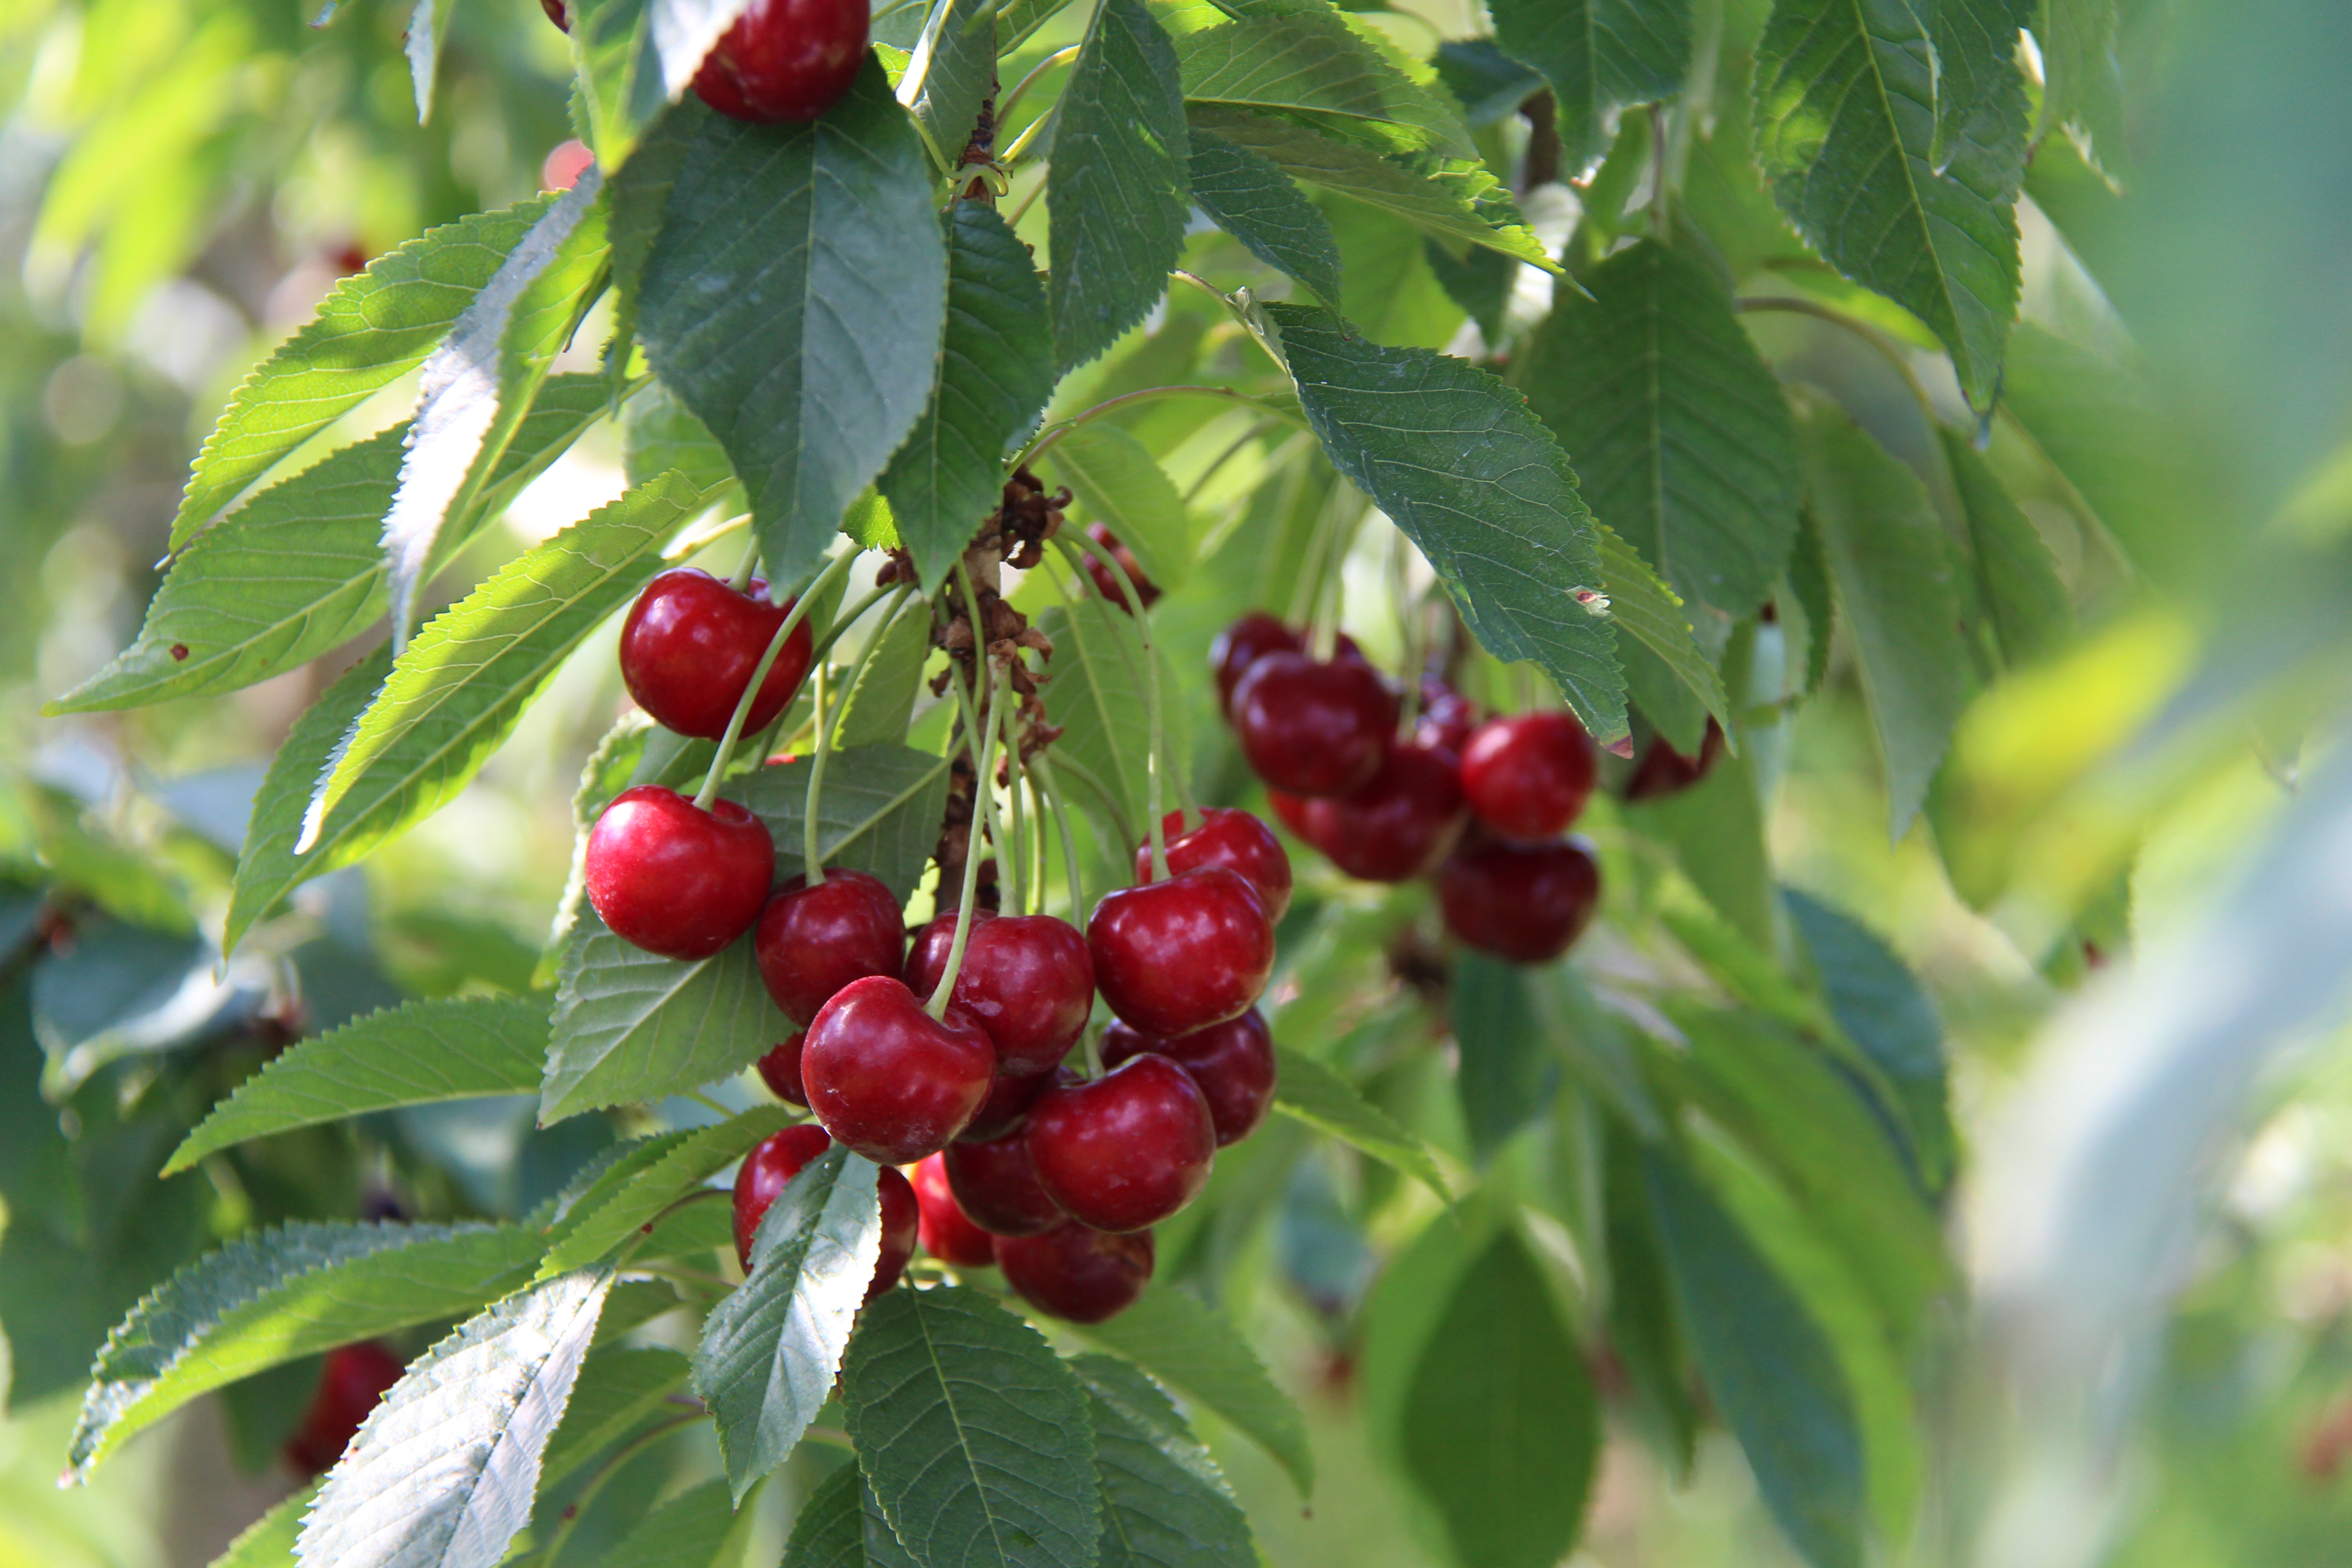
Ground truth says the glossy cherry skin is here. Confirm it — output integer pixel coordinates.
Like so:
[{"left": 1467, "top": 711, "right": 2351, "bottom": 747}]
[
  {"left": 1211, "top": 612, "right": 1301, "bottom": 717},
  {"left": 1135, "top": 808, "right": 1293, "bottom": 923},
  {"left": 905, "top": 911, "right": 1094, "bottom": 1076},
  {"left": 1082, "top": 523, "right": 1159, "bottom": 612},
  {"left": 540, "top": 0, "right": 569, "bottom": 30},
  {"left": 1460, "top": 712, "right": 1598, "bottom": 838},
  {"left": 732, "top": 1125, "right": 917, "bottom": 1300},
  {"left": 996, "top": 1222, "right": 1154, "bottom": 1323},
  {"left": 753, "top": 868, "right": 906, "bottom": 1025},
  {"left": 1102, "top": 1009, "right": 1276, "bottom": 1147},
  {"left": 1273, "top": 742, "right": 1466, "bottom": 883},
  {"left": 284, "top": 1341, "right": 404, "bottom": 1477},
  {"left": 1437, "top": 835, "right": 1601, "bottom": 964},
  {"left": 1024, "top": 1055, "right": 1216, "bottom": 1233},
  {"left": 584, "top": 786, "right": 774, "bottom": 960},
  {"left": 1088, "top": 867, "right": 1275, "bottom": 1038},
  {"left": 619, "top": 568, "right": 813, "bottom": 741},
  {"left": 942, "top": 1127, "right": 1067, "bottom": 1236},
  {"left": 800, "top": 976, "right": 995, "bottom": 1163},
  {"left": 958, "top": 1065, "right": 1056, "bottom": 1142},
  {"left": 755, "top": 1031, "right": 808, "bottom": 1107},
  {"left": 1415, "top": 680, "right": 1479, "bottom": 755},
  {"left": 1623, "top": 719, "right": 1727, "bottom": 801},
  {"left": 1230, "top": 651, "right": 1397, "bottom": 798},
  {"left": 691, "top": 0, "right": 868, "bottom": 124},
  {"left": 909, "top": 1153, "right": 998, "bottom": 1267}
]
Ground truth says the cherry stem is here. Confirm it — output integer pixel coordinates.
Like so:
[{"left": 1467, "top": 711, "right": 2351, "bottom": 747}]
[
  {"left": 996, "top": 667, "right": 1029, "bottom": 913},
  {"left": 692, "top": 549, "right": 857, "bottom": 811},
  {"left": 929, "top": 662, "right": 1002, "bottom": 1020},
  {"left": 1082, "top": 1022, "right": 1104, "bottom": 1081},
  {"left": 728, "top": 534, "right": 760, "bottom": 593},
  {"left": 955, "top": 563, "right": 1024, "bottom": 912},
  {"left": 1046, "top": 754, "right": 1133, "bottom": 853},
  {"left": 1031, "top": 752, "right": 1088, "bottom": 919},
  {"left": 1051, "top": 536, "right": 1166, "bottom": 880},
  {"left": 803, "top": 664, "right": 829, "bottom": 877}
]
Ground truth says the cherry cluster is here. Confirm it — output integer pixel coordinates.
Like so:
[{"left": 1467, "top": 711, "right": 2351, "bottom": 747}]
[
  {"left": 541, "top": 0, "right": 867, "bottom": 125},
  {"left": 1213, "top": 612, "right": 1608, "bottom": 965}
]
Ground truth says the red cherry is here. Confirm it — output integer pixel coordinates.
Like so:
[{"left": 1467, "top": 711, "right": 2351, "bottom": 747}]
[
  {"left": 1415, "top": 680, "right": 1479, "bottom": 755},
  {"left": 1230, "top": 651, "right": 1397, "bottom": 798},
  {"left": 904, "top": 911, "right": 1094, "bottom": 1077},
  {"left": 584, "top": 786, "right": 774, "bottom": 960},
  {"left": 732, "top": 1125, "right": 916, "bottom": 1300},
  {"left": 1102, "top": 1009, "right": 1276, "bottom": 1147},
  {"left": 1460, "top": 712, "right": 1598, "bottom": 838},
  {"left": 958, "top": 1065, "right": 1056, "bottom": 1142},
  {"left": 995, "top": 1222, "right": 1154, "bottom": 1323},
  {"left": 691, "top": 0, "right": 868, "bottom": 124},
  {"left": 801, "top": 976, "right": 995, "bottom": 1163},
  {"left": 1134, "top": 808, "right": 1293, "bottom": 922},
  {"left": 1081, "top": 523, "right": 1159, "bottom": 612},
  {"left": 1267, "top": 789, "right": 1313, "bottom": 842},
  {"left": 755, "top": 1031, "right": 808, "bottom": 1106},
  {"left": 1024, "top": 1055, "right": 1215, "bottom": 1232},
  {"left": 618, "top": 568, "right": 813, "bottom": 742},
  {"left": 539, "top": 0, "right": 568, "bottom": 30},
  {"left": 1088, "top": 867, "right": 1275, "bottom": 1037},
  {"left": 1211, "top": 612, "right": 1302, "bottom": 717},
  {"left": 753, "top": 868, "right": 905, "bottom": 1025},
  {"left": 1623, "top": 719, "right": 1727, "bottom": 801},
  {"left": 284, "top": 1342, "right": 404, "bottom": 1477},
  {"left": 942, "top": 1127, "right": 1066, "bottom": 1236},
  {"left": 1274, "top": 742, "right": 1466, "bottom": 882},
  {"left": 1437, "top": 835, "right": 1601, "bottom": 964},
  {"left": 909, "top": 1153, "right": 997, "bottom": 1268}
]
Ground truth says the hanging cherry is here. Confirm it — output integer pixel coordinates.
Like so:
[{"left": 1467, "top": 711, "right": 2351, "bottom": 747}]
[
  {"left": 731, "top": 1125, "right": 916, "bottom": 1300},
  {"left": 691, "top": 0, "right": 869, "bottom": 125},
  {"left": 753, "top": 868, "right": 906, "bottom": 1025},
  {"left": 995, "top": 1222, "right": 1155, "bottom": 1323},
  {"left": 1088, "top": 867, "right": 1275, "bottom": 1038},
  {"left": 283, "top": 1342, "right": 405, "bottom": 1478},
  {"left": 799, "top": 976, "right": 995, "bottom": 1163},
  {"left": 1229, "top": 651, "right": 1397, "bottom": 798},
  {"left": 905, "top": 910, "right": 1095, "bottom": 1077},
  {"left": 958, "top": 1064, "right": 1057, "bottom": 1142},
  {"left": 1210, "top": 612, "right": 1302, "bottom": 716},
  {"left": 909, "top": 1153, "right": 998, "bottom": 1268},
  {"left": 618, "top": 568, "right": 813, "bottom": 741},
  {"left": 1414, "top": 679, "right": 1480, "bottom": 756},
  {"left": 1135, "top": 808, "right": 1294, "bottom": 922},
  {"left": 1024, "top": 1055, "right": 1216, "bottom": 1232},
  {"left": 1271, "top": 741, "right": 1466, "bottom": 883},
  {"left": 583, "top": 786, "right": 773, "bottom": 960},
  {"left": 1459, "top": 711, "right": 1598, "bottom": 839},
  {"left": 1080, "top": 524, "right": 1159, "bottom": 612},
  {"left": 1102, "top": 1009, "right": 1276, "bottom": 1147},
  {"left": 942, "top": 1124, "right": 1067, "bottom": 1236},
  {"left": 1437, "top": 834, "right": 1602, "bottom": 964},
  {"left": 1623, "top": 719, "right": 1727, "bottom": 801},
  {"left": 755, "top": 1032, "right": 808, "bottom": 1107}
]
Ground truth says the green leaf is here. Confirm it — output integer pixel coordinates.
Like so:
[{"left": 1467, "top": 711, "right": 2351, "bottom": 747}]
[
  {"left": 879, "top": 203, "right": 1056, "bottom": 594},
  {"left": 1047, "top": 424, "right": 1192, "bottom": 593},
  {"left": 1789, "top": 504, "right": 1835, "bottom": 697},
  {"left": 694, "top": 1147, "right": 882, "bottom": 1498},
  {"left": 899, "top": 0, "right": 998, "bottom": 171},
  {"left": 590, "top": 1477, "right": 764, "bottom": 1568},
  {"left": 1450, "top": 951, "right": 1557, "bottom": 1164},
  {"left": 620, "top": 74, "right": 945, "bottom": 590},
  {"left": 1490, "top": 0, "right": 1691, "bottom": 176},
  {"left": 833, "top": 602, "right": 935, "bottom": 750},
  {"left": 542, "top": 1106, "right": 796, "bottom": 1276},
  {"left": 1600, "top": 1119, "right": 1695, "bottom": 1474},
  {"left": 728, "top": 744, "right": 954, "bottom": 901},
  {"left": 2037, "top": 0, "right": 2127, "bottom": 183},
  {"left": 170, "top": 198, "right": 556, "bottom": 549},
  {"left": 1401, "top": 1227, "right": 1600, "bottom": 1568},
  {"left": 1031, "top": 598, "right": 1154, "bottom": 846},
  {"left": 783, "top": 1463, "right": 870, "bottom": 1568},
  {"left": 1263, "top": 303, "right": 1627, "bottom": 747},
  {"left": 1173, "top": 10, "right": 1475, "bottom": 161},
  {"left": 1048, "top": 0, "right": 1191, "bottom": 371},
  {"left": 1630, "top": 745, "right": 1777, "bottom": 949},
  {"left": 1186, "top": 132, "right": 1343, "bottom": 305},
  {"left": 1938, "top": 428, "right": 2068, "bottom": 667},
  {"left": 204, "top": 1482, "right": 318, "bottom": 1568},
  {"left": 1074, "top": 1284, "right": 1313, "bottom": 1497},
  {"left": 1642, "top": 1147, "right": 1863, "bottom": 1568},
  {"left": 1929, "top": 0, "right": 2033, "bottom": 171},
  {"left": 1521, "top": 238, "right": 1800, "bottom": 618},
  {"left": 294, "top": 1266, "right": 615, "bottom": 1568},
  {"left": 406, "top": 0, "right": 457, "bottom": 120},
  {"left": 623, "top": 378, "right": 736, "bottom": 491},
  {"left": 1269, "top": 1044, "right": 1448, "bottom": 1199},
  {"left": 539, "top": 919, "right": 793, "bottom": 1123},
  {"left": 539, "top": 1345, "right": 691, "bottom": 1490},
  {"left": 1073, "top": 1355, "right": 1256, "bottom": 1568},
  {"left": 1433, "top": 39, "right": 1546, "bottom": 127},
  {"left": 1789, "top": 391, "right": 1971, "bottom": 837},
  {"left": 568, "top": 0, "right": 656, "bottom": 167},
  {"left": 1596, "top": 524, "right": 1733, "bottom": 744},
  {"left": 841, "top": 1284, "right": 1099, "bottom": 1568},
  {"left": 68, "top": 1220, "right": 545, "bottom": 1479},
  {"left": 167, "top": 996, "right": 549, "bottom": 1174},
  {"left": 1750, "top": 0, "right": 2023, "bottom": 408}
]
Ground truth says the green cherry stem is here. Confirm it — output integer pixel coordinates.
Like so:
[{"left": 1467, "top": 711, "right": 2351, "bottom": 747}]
[
  {"left": 996, "top": 666, "right": 1029, "bottom": 914},
  {"left": 692, "top": 549, "right": 858, "bottom": 811},
  {"left": 956, "top": 564, "right": 1023, "bottom": 911},
  {"left": 802, "top": 664, "right": 829, "bottom": 877},
  {"left": 727, "top": 533, "right": 760, "bottom": 593},
  {"left": 928, "top": 662, "right": 1002, "bottom": 1021},
  {"left": 1031, "top": 751, "right": 1088, "bottom": 919},
  {"left": 1051, "top": 535, "right": 1167, "bottom": 880}
]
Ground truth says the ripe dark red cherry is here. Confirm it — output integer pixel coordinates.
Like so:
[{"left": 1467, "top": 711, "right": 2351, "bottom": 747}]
[
  {"left": 800, "top": 976, "right": 995, "bottom": 1163},
  {"left": 1623, "top": 719, "right": 1728, "bottom": 801},
  {"left": 1135, "top": 807, "right": 1293, "bottom": 922},
  {"left": 1272, "top": 742, "right": 1466, "bottom": 883},
  {"left": 904, "top": 911, "right": 1094, "bottom": 1076},
  {"left": 1459, "top": 711, "right": 1598, "bottom": 838},
  {"left": 691, "top": 0, "right": 869, "bottom": 124},
  {"left": 619, "top": 568, "right": 813, "bottom": 741},
  {"left": 1437, "top": 835, "right": 1602, "bottom": 964},
  {"left": 1088, "top": 867, "right": 1275, "bottom": 1037},
  {"left": 755, "top": 1032, "right": 808, "bottom": 1106},
  {"left": 959, "top": 1065, "right": 1055, "bottom": 1142},
  {"left": 942, "top": 1126, "right": 1066, "bottom": 1236},
  {"left": 584, "top": 786, "right": 774, "bottom": 960},
  {"left": 1024, "top": 1055, "right": 1216, "bottom": 1232},
  {"left": 1415, "top": 680, "right": 1479, "bottom": 755},
  {"left": 753, "top": 868, "right": 905, "bottom": 1025},
  {"left": 1211, "top": 612, "right": 1302, "bottom": 716},
  {"left": 909, "top": 1153, "right": 997, "bottom": 1268},
  {"left": 1081, "top": 523, "right": 1159, "bottom": 612},
  {"left": 539, "top": 0, "right": 569, "bottom": 31},
  {"left": 1230, "top": 652, "right": 1397, "bottom": 798},
  {"left": 284, "top": 1341, "right": 404, "bottom": 1477},
  {"left": 732, "top": 1125, "right": 916, "bottom": 1300},
  {"left": 1102, "top": 1009, "right": 1276, "bottom": 1147},
  {"left": 996, "top": 1223, "right": 1155, "bottom": 1323}
]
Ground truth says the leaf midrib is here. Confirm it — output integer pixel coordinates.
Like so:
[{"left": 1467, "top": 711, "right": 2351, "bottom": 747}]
[{"left": 910, "top": 1296, "right": 1017, "bottom": 1568}]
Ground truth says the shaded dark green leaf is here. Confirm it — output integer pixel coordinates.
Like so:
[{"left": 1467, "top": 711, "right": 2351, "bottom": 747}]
[
  {"left": 1269, "top": 1043, "right": 1448, "bottom": 1201},
  {"left": 1930, "top": 0, "right": 2033, "bottom": 170},
  {"left": 898, "top": 0, "right": 998, "bottom": 171},
  {"left": 783, "top": 1463, "right": 870, "bottom": 1568},
  {"left": 539, "top": 1345, "right": 691, "bottom": 1490},
  {"left": 1449, "top": 950, "right": 1556, "bottom": 1165},
  {"left": 728, "top": 744, "right": 954, "bottom": 900},
  {"left": 1940, "top": 427, "right": 2069, "bottom": 666},
  {"left": 1073, "top": 1354, "right": 1255, "bottom": 1568},
  {"left": 833, "top": 601, "right": 934, "bottom": 750},
  {"left": 1490, "top": 0, "right": 1691, "bottom": 176},
  {"left": 1187, "top": 132, "right": 1343, "bottom": 305},
  {"left": 1075, "top": 1284, "right": 1313, "bottom": 1497}
]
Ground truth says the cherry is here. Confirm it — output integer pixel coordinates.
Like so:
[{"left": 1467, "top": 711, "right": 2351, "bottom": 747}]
[
  {"left": 1081, "top": 523, "right": 1159, "bottom": 612},
  {"left": 753, "top": 868, "right": 905, "bottom": 1025},
  {"left": 1211, "top": 612, "right": 1301, "bottom": 716},
  {"left": 942, "top": 1126, "right": 1066, "bottom": 1236},
  {"left": 1230, "top": 651, "right": 1397, "bottom": 798},
  {"left": 800, "top": 976, "right": 995, "bottom": 1163},
  {"left": 904, "top": 911, "right": 1094, "bottom": 1076},
  {"left": 584, "top": 786, "right": 774, "bottom": 960},
  {"left": 284, "top": 1342, "right": 404, "bottom": 1477},
  {"left": 909, "top": 1153, "right": 997, "bottom": 1268},
  {"left": 1024, "top": 1055, "right": 1215, "bottom": 1232},
  {"left": 1415, "top": 679, "right": 1479, "bottom": 756},
  {"left": 755, "top": 1031, "right": 808, "bottom": 1107},
  {"left": 1272, "top": 742, "right": 1466, "bottom": 883},
  {"left": 691, "top": 0, "right": 868, "bottom": 124},
  {"left": 539, "top": 0, "right": 568, "bottom": 30},
  {"left": 958, "top": 1065, "right": 1055, "bottom": 1142},
  {"left": 1459, "top": 711, "right": 1598, "bottom": 838},
  {"left": 1088, "top": 867, "right": 1275, "bottom": 1037},
  {"left": 1102, "top": 1009, "right": 1276, "bottom": 1147},
  {"left": 1135, "top": 807, "right": 1293, "bottom": 923},
  {"left": 618, "top": 568, "right": 813, "bottom": 742},
  {"left": 1623, "top": 719, "right": 1727, "bottom": 801},
  {"left": 732, "top": 1125, "right": 916, "bottom": 1300},
  {"left": 997, "top": 1223, "right": 1154, "bottom": 1322},
  {"left": 1437, "top": 835, "right": 1601, "bottom": 964}
]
